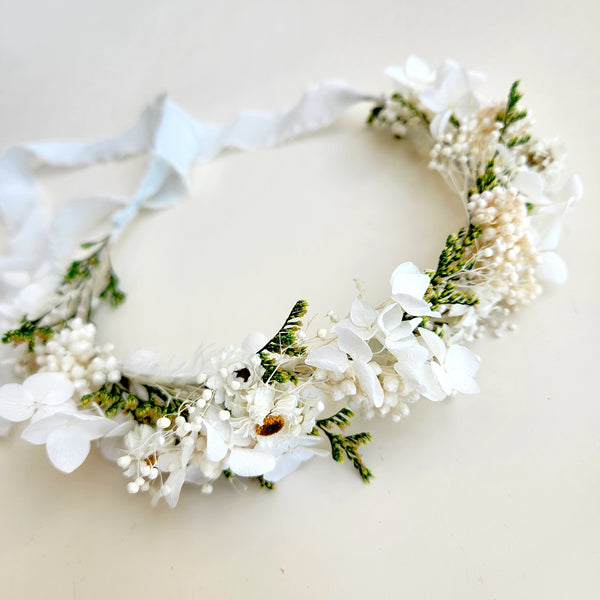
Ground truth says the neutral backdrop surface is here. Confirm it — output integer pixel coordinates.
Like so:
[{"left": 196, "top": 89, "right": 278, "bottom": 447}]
[{"left": 0, "top": 1, "right": 599, "bottom": 599}]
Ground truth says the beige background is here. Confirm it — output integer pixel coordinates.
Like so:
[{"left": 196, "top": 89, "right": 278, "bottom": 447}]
[{"left": 1, "top": 1, "right": 599, "bottom": 598}]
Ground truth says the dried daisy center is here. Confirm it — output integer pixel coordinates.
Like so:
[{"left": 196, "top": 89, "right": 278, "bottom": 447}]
[
  {"left": 234, "top": 367, "right": 251, "bottom": 382},
  {"left": 256, "top": 415, "right": 285, "bottom": 436}
]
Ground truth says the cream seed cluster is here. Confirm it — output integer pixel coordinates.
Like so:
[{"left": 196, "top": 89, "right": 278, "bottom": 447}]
[{"left": 0, "top": 57, "right": 581, "bottom": 507}]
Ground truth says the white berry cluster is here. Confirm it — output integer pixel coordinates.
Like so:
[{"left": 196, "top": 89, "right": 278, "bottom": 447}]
[
  {"left": 467, "top": 187, "right": 541, "bottom": 307},
  {"left": 313, "top": 367, "right": 413, "bottom": 423},
  {"left": 28, "top": 318, "right": 121, "bottom": 397}
]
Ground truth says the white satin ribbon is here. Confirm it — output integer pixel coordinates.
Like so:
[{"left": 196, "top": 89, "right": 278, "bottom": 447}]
[{"left": 0, "top": 82, "right": 376, "bottom": 255}]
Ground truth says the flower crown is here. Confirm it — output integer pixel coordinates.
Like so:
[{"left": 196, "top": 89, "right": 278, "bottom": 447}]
[{"left": 0, "top": 56, "right": 581, "bottom": 506}]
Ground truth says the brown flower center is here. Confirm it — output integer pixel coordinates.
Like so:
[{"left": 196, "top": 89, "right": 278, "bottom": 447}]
[
  {"left": 256, "top": 415, "right": 285, "bottom": 436},
  {"left": 234, "top": 367, "right": 251, "bottom": 382}
]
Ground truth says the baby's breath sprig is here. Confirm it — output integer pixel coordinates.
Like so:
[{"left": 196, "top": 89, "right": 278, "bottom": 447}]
[{"left": 313, "top": 407, "right": 373, "bottom": 482}]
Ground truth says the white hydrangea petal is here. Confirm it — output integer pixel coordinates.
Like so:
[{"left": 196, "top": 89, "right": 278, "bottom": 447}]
[
  {"left": 205, "top": 423, "right": 228, "bottom": 462},
  {"left": 449, "top": 370, "right": 480, "bottom": 394},
  {"left": 71, "top": 413, "right": 116, "bottom": 440},
  {"left": 394, "top": 293, "right": 438, "bottom": 317},
  {"left": 21, "top": 414, "right": 65, "bottom": 444},
  {"left": 162, "top": 469, "right": 187, "bottom": 508},
  {"left": 556, "top": 174, "right": 583, "bottom": 205},
  {"left": 0, "top": 417, "right": 13, "bottom": 436},
  {"left": 0, "top": 383, "right": 35, "bottom": 422},
  {"left": 350, "top": 298, "right": 377, "bottom": 328},
  {"left": 406, "top": 55, "right": 434, "bottom": 83},
  {"left": 392, "top": 343, "right": 428, "bottom": 387},
  {"left": 353, "top": 360, "right": 384, "bottom": 408},
  {"left": 418, "top": 327, "right": 447, "bottom": 362},
  {"left": 23, "top": 372, "right": 74, "bottom": 406},
  {"left": 537, "top": 251, "right": 568, "bottom": 284},
  {"left": 529, "top": 212, "right": 562, "bottom": 251},
  {"left": 332, "top": 317, "right": 372, "bottom": 340},
  {"left": 30, "top": 399, "right": 78, "bottom": 423},
  {"left": 337, "top": 327, "right": 372, "bottom": 362},
  {"left": 241, "top": 331, "right": 269, "bottom": 354},
  {"left": 513, "top": 169, "right": 547, "bottom": 204},
  {"left": 445, "top": 345, "right": 480, "bottom": 377},
  {"left": 228, "top": 447, "right": 276, "bottom": 477},
  {"left": 262, "top": 455, "right": 304, "bottom": 483},
  {"left": 390, "top": 262, "right": 429, "bottom": 297},
  {"left": 431, "top": 361, "right": 453, "bottom": 396},
  {"left": 454, "top": 92, "right": 479, "bottom": 121},
  {"left": 377, "top": 303, "right": 405, "bottom": 333},
  {"left": 185, "top": 466, "right": 210, "bottom": 485},
  {"left": 421, "top": 364, "right": 447, "bottom": 402},
  {"left": 45, "top": 427, "right": 91, "bottom": 473},
  {"left": 305, "top": 344, "right": 348, "bottom": 373},
  {"left": 429, "top": 109, "right": 452, "bottom": 140}
]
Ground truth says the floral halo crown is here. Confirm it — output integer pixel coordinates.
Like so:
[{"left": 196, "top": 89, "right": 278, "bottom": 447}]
[{"left": 0, "top": 56, "right": 581, "bottom": 507}]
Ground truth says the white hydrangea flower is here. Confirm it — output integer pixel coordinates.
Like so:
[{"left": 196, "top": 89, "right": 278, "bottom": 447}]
[
  {"left": 418, "top": 59, "right": 485, "bottom": 140},
  {"left": 384, "top": 55, "right": 436, "bottom": 93},
  {"left": 21, "top": 409, "right": 115, "bottom": 473},
  {"left": 418, "top": 327, "right": 480, "bottom": 402},
  {"left": 0, "top": 372, "right": 75, "bottom": 422}
]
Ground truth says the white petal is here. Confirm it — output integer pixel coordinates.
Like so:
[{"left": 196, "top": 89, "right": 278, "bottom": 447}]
[
  {"left": 205, "top": 423, "right": 228, "bottom": 462},
  {"left": 537, "top": 251, "right": 568, "bottom": 284},
  {"left": 305, "top": 343, "right": 348, "bottom": 373},
  {"left": 429, "top": 109, "right": 452, "bottom": 140},
  {"left": 445, "top": 345, "right": 480, "bottom": 377},
  {"left": 46, "top": 427, "right": 91, "bottom": 473},
  {"left": 390, "top": 262, "right": 429, "bottom": 297},
  {"left": 0, "top": 383, "right": 35, "bottom": 422},
  {"left": 30, "top": 399, "right": 78, "bottom": 423},
  {"left": 513, "top": 169, "right": 546, "bottom": 203},
  {"left": 353, "top": 360, "right": 384, "bottom": 408},
  {"left": 21, "top": 415, "right": 62, "bottom": 444},
  {"left": 431, "top": 360, "right": 453, "bottom": 396},
  {"left": 23, "top": 372, "right": 74, "bottom": 406},
  {"left": 185, "top": 466, "right": 210, "bottom": 486},
  {"left": 529, "top": 212, "right": 562, "bottom": 251},
  {"left": 418, "top": 327, "right": 447, "bottom": 362},
  {"left": 228, "top": 447, "right": 276, "bottom": 477},
  {"left": 556, "top": 174, "right": 583, "bottom": 205},
  {"left": 0, "top": 417, "right": 13, "bottom": 436},
  {"left": 69, "top": 413, "right": 116, "bottom": 440},
  {"left": 337, "top": 327, "right": 372, "bottom": 362},
  {"left": 449, "top": 371, "right": 480, "bottom": 394},
  {"left": 394, "top": 293, "right": 438, "bottom": 317},
  {"left": 241, "top": 331, "right": 269, "bottom": 354},
  {"left": 162, "top": 469, "right": 187, "bottom": 508},
  {"left": 421, "top": 364, "right": 447, "bottom": 402},
  {"left": 392, "top": 341, "right": 428, "bottom": 379},
  {"left": 350, "top": 298, "right": 377, "bottom": 328}
]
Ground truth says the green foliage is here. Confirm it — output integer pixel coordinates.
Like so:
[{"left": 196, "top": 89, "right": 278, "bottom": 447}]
[
  {"left": 99, "top": 271, "right": 126, "bottom": 307},
  {"left": 367, "top": 93, "right": 431, "bottom": 129},
  {"left": 313, "top": 408, "right": 373, "bottom": 482},
  {"left": 425, "top": 225, "right": 482, "bottom": 314},
  {"left": 389, "top": 93, "right": 431, "bottom": 125},
  {"left": 497, "top": 80, "right": 528, "bottom": 143},
  {"left": 81, "top": 381, "right": 185, "bottom": 425},
  {"left": 366, "top": 104, "right": 384, "bottom": 125},
  {"left": 260, "top": 300, "right": 308, "bottom": 385},
  {"left": 474, "top": 159, "right": 497, "bottom": 194},
  {"left": 255, "top": 475, "right": 276, "bottom": 490},
  {"left": 2, "top": 316, "right": 54, "bottom": 352},
  {"left": 65, "top": 238, "right": 126, "bottom": 310},
  {"left": 506, "top": 134, "right": 531, "bottom": 148}
]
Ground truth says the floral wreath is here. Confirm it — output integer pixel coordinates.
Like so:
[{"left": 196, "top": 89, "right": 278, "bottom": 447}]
[{"left": 0, "top": 56, "right": 582, "bottom": 507}]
